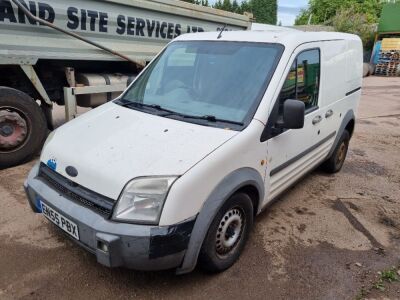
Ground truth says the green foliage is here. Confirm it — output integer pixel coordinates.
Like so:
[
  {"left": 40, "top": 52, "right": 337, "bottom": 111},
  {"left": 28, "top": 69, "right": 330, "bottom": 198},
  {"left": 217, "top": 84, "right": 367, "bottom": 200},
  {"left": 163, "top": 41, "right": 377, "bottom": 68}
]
[
  {"left": 373, "top": 267, "right": 399, "bottom": 292},
  {"left": 381, "top": 268, "right": 399, "bottom": 282},
  {"left": 295, "top": 0, "right": 385, "bottom": 25},
  {"left": 331, "top": 6, "right": 375, "bottom": 49},
  {"left": 250, "top": 0, "right": 277, "bottom": 24},
  {"left": 294, "top": 0, "right": 387, "bottom": 50},
  {"left": 180, "top": 0, "right": 277, "bottom": 24}
]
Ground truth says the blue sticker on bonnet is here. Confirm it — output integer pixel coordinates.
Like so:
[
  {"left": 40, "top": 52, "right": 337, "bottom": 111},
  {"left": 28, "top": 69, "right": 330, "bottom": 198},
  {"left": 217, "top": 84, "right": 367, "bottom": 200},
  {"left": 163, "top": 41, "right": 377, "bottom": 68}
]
[{"left": 47, "top": 158, "right": 57, "bottom": 171}]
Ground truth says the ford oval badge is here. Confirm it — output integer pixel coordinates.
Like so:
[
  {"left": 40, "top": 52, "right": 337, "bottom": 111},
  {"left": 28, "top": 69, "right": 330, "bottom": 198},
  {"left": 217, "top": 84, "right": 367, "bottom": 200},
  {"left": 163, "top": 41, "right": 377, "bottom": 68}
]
[{"left": 66, "top": 166, "right": 78, "bottom": 177}]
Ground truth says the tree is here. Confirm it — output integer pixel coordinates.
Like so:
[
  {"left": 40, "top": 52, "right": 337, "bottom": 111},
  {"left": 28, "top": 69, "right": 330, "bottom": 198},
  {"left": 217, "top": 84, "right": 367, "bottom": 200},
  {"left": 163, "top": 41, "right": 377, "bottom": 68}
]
[
  {"left": 332, "top": 6, "right": 375, "bottom": 49},
  {"left": 295, "top": 0, "right": 384, "bottom": 25},
  {"left": 179, "top": 0, "right": 278, "bottom": 25},
  {"left": 250, "top": 0, "right": 277, "bottom": 24}
]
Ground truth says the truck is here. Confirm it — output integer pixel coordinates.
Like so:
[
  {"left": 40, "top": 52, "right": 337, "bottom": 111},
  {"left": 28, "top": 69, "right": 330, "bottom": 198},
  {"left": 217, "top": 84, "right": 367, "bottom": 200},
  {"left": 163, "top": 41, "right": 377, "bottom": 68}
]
[{"left": 0, "top": 0, "right": 251, "bottom": 168}]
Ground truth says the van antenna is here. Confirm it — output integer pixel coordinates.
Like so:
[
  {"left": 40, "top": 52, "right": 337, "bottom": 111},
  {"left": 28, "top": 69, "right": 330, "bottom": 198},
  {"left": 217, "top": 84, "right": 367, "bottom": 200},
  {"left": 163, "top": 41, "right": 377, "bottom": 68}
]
[{"left": 217, "top": 24, "right": 227, "bottom": 39}]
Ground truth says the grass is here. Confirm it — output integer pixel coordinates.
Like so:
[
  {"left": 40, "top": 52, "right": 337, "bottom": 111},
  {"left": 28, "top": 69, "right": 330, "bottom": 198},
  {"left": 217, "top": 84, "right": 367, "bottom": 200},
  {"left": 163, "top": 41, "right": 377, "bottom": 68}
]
[{"left": 355, "top": 266, "right": 399, "bottom": 299}]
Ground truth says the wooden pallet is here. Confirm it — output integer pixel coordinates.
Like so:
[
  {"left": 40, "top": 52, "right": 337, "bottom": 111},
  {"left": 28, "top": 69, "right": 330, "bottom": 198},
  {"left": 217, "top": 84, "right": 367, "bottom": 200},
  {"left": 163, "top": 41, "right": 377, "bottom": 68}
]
[{"left": 375, "top": 50, "right": 400, "bottom": 77}]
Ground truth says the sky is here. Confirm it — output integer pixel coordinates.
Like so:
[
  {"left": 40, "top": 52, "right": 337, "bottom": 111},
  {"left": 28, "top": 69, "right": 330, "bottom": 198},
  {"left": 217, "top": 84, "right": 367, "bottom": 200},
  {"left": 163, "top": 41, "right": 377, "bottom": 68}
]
[
  {"left": 278, "top": 0, "right": 308, "bottom": 26},
  {"left": 208, "top": 0, "right": 309, "bottom": 26}
]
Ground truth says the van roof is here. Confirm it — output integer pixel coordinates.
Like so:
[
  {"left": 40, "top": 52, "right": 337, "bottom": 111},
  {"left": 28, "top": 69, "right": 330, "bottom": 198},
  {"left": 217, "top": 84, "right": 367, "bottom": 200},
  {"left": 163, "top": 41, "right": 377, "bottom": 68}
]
[{"left": 175, "top": 30, "right": 360, "bottom": 46}]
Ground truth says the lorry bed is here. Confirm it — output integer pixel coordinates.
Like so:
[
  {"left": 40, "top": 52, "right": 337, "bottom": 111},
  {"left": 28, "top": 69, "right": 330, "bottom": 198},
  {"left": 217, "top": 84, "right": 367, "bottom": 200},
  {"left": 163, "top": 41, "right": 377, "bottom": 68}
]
[{"left": 0, "top": 0, "right": 251, "bottom": 64}]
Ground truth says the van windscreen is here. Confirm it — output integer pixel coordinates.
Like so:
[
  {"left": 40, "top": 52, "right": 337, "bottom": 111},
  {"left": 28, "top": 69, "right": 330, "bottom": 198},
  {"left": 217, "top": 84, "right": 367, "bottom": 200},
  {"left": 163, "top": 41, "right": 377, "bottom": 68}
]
[{"left": 119, "top": 41, "right": 283, "bottom": 129}]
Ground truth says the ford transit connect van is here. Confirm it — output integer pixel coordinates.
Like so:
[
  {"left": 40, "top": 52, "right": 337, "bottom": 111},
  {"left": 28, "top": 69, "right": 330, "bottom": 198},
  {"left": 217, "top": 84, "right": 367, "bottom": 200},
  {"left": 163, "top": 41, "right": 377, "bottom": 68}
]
[{"left": 25, "top": 30, "right": 363, "bottom": 274}]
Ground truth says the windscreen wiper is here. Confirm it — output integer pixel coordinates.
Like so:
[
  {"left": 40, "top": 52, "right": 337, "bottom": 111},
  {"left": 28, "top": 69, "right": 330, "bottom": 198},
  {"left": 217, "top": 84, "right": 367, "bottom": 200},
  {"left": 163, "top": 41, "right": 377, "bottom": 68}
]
[
  {"left": 162, "top": 111, "right": 244, "bottom": 126},
  {"left": 117, "top": 100, "right": 244, "bottom": 126},
  {"left": 117, "top": 100, "right": 176, "bottom": 114}
]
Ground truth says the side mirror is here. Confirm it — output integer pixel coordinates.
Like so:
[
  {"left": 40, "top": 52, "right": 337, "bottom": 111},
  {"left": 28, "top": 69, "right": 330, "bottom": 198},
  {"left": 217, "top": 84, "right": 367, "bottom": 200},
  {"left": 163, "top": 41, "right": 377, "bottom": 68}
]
[{"left": 279, "top": 99, "right": 305, "bottom": 129}]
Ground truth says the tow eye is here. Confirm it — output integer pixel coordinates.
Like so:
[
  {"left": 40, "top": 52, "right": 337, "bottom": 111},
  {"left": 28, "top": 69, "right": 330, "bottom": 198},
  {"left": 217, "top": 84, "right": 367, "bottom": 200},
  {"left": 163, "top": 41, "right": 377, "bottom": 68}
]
[{"left": 0, "top": 110, "right": 28, "bottom": 150}]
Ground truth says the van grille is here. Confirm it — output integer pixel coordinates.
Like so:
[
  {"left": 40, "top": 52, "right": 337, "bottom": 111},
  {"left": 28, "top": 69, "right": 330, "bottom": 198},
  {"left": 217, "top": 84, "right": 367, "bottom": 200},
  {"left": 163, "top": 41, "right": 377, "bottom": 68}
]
[{"left": 38, "top": 163, "right": 114, "bottom": 217}]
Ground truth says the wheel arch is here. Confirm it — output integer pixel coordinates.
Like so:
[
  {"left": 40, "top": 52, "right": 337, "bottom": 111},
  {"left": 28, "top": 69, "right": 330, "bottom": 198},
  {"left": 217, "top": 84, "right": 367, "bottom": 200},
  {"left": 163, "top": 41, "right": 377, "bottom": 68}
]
[
  {"left": 327, "top": 109, "right": 355, "bottom": 159},
  {"left": 176, "top": 167, "right": 264, "bottom": 274},
  {"left": 345, "top": 118, "right": 355, "bottom": 138}
]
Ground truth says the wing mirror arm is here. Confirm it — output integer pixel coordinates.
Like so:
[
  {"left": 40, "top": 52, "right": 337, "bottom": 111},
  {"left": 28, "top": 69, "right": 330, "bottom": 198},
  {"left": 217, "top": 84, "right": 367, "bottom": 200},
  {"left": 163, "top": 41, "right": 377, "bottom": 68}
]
[{"left": 260, "top": 99, "right": 305, "bottom": 142}]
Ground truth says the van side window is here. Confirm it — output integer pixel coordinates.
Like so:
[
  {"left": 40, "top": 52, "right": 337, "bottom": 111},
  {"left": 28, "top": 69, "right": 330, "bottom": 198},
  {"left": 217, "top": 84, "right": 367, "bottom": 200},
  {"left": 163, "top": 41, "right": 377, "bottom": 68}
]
[{"left": 278, "top": 49, "right": 320, "bottom": 115}]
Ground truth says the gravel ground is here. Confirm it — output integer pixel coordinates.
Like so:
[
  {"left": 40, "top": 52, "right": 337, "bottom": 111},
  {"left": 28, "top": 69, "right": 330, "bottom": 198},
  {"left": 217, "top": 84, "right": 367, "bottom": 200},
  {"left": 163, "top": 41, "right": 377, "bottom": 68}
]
[{"left": 0, "top": 76, "right": 399, "bottom": 300}]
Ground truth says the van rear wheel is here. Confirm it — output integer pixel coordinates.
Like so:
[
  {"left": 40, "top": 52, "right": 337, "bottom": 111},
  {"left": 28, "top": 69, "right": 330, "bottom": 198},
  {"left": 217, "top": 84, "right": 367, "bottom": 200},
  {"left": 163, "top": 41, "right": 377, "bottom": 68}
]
[
  {"left": 0, "top": 87, "right": 47, "bottom": 169},
  {"left": 198, "top": 193, "right": 253, "bottom": 273},
  {"left": 322, "top": 130, "right": 350, "bottom": 173}
]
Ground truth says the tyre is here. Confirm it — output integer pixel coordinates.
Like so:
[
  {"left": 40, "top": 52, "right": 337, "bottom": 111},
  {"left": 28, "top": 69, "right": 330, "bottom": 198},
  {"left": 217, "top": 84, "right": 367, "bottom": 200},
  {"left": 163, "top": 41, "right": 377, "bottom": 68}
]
[
  {"left": 0, "top": 87, "right": 47, "bottom": 169},
  {"left": 199, "top": 193, "right": 254, "bottom": 273},
  {"left": 321, "top": 130, "right": 350, "bottom": 173}
]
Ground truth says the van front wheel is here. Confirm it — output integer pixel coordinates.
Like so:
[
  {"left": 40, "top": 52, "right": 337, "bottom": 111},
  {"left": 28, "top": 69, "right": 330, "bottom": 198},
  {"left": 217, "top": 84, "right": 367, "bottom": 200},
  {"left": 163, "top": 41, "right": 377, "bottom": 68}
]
[
  {"left": 199, "top": 193, "right": 253, "bottom": 273},
  {"left": 322, "top": 130, "right": 350, "bottom": 173}
]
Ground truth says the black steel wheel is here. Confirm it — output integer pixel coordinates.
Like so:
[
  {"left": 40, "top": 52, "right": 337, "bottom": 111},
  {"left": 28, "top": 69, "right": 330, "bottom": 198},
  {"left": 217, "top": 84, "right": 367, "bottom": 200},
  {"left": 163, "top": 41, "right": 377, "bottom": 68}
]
[
  {"left": 0, "top": 87, "right": 47, "bottom": 169},
  {"left": 198, "top": 192, "right": 253, "bottom": 273}
]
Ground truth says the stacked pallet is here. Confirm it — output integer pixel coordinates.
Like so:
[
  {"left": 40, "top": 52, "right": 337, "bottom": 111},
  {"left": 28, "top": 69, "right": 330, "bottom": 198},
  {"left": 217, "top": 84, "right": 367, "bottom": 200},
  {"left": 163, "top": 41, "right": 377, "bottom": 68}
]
[
  {"left": 375, "top": 38, "right": 400, "bottom": 77},
  {"left": 375, "top": 50, "right": 400, "bottom": 76}
]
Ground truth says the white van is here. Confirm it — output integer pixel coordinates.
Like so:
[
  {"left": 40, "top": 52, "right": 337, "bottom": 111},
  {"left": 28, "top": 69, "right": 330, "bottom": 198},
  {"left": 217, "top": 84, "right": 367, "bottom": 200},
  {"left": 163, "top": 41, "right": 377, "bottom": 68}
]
[{"left": 25, "top": 30, "right": 362, "bottom": 274}]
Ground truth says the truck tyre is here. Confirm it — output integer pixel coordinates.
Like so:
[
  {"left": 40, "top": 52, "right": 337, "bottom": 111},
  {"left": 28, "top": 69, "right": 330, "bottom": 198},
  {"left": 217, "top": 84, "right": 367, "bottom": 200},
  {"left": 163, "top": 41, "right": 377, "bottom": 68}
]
[
  {"left": 198, "top": 193, "right": 253, "bottom": 273},
  {"left": 321, "top": 130, "right": 350, "bottom": 174},
  {"left": 0, "top": 87, "right": 47, "bottom": 169}
]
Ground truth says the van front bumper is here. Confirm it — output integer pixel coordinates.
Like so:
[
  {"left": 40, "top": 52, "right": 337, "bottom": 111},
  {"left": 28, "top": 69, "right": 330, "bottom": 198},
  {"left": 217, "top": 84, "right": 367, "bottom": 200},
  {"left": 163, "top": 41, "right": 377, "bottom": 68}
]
[{"left": 24, "top": 164, "right": 195, "bottom": 271}]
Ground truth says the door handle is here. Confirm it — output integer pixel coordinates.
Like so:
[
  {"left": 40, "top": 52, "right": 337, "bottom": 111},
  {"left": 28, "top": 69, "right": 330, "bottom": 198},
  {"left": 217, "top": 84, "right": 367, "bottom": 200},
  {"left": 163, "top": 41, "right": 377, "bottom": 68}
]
[
  {"left": 312, "top": 115, "right": 322, "bottom": 125},
  {"left": 325, "top": 110, "right": 334, "bottom": 118}
]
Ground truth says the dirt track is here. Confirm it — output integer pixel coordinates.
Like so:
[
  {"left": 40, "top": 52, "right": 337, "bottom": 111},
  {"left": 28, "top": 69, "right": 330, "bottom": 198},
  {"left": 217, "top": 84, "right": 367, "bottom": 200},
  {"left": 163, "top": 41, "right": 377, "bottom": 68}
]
[{"left": 1, "top": 76, "right": 400, "bottom": 299}]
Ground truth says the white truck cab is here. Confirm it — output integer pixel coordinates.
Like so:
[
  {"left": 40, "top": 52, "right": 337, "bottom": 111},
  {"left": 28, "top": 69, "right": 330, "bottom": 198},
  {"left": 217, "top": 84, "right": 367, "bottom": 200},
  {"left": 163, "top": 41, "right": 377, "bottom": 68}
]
[{"left": 25, "top": 29, "right": 363, "bottom": 274}]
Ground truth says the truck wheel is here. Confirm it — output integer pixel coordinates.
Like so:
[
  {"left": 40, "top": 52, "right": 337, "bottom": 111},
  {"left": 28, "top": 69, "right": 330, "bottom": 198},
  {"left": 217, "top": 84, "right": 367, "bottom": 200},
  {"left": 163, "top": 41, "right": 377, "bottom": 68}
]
[
  {"left": 198, "top": 193, "right": 253, "bottom": 273},
  {"left": 0, "top": 87, "right": 47, "bottom": 169},
  {"left": 321, "top": 130, "right": 350, "bottom": 174}
]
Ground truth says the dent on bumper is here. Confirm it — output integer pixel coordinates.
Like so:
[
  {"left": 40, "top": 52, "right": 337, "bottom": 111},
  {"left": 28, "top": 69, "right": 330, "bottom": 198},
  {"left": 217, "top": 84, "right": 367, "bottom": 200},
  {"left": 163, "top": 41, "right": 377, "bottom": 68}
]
[{"left": 24, "top": 164, "right": 196, "bottom": 271}]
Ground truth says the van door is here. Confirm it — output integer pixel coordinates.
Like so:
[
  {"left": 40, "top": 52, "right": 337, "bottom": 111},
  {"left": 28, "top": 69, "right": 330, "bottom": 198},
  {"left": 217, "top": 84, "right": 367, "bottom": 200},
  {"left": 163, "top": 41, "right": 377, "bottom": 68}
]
[{"left": 264, "top": 45, "right": 336, "bottom": 202}]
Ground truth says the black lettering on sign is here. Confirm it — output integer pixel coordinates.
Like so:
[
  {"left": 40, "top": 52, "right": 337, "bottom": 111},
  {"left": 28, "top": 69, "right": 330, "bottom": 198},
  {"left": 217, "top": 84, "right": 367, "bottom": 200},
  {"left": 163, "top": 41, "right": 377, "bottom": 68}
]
[
  {"left": 155, "top": 21, "right": 160, "bottom": 38},
  {"left": 99, "top": 12, "right": 107, "bottom": 33},
  {"left": 147, "top": 19, "right": 155, "bottom": 37},
  {"left": 17, "top": 0, "right": 36, "bottom": 25},
  {"left": 67, "top": 6, "right": 78, "bottom": 29},
  {"left": 127, "top": 16, "right": 135, "bottom": 35},
  {"left": 136, "top": 17, "right": 145, "bottom": 36},
  {"left": 160, "top": 21, "right": 167, "bottom": 39},
  {"left": 0, "top": 0, "right": 17, "bottom": 23},
  {"left": 87, "top": 10, "right": 98, "bottom": 31},
  {"left": 113, "top": 14, "right": 184, "bottom": 40},
  {"left": 167, "top": 22, "right": 174, "bottom": 39},
  {"left": 80, "top": 8, "right": 86, "bottom": 30},
  {"left": 38, "top": 2, "right": 54, "bottom": 23},
  {"left": 116, "top": 14, "right": 125, "bottom": 34},
  {"left": 174, "top": 24, "right": 181, "bottom": 37}
]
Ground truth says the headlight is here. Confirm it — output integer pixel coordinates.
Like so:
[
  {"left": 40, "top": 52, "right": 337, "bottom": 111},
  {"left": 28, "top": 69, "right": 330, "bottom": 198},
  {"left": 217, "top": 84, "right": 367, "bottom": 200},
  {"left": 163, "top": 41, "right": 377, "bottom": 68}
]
[
  {"left": 43, "top": 130, "right": 56, "bottom": 149},
  {"left": 112, "top": 176, "right": 177, "bottom": 224}
]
